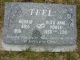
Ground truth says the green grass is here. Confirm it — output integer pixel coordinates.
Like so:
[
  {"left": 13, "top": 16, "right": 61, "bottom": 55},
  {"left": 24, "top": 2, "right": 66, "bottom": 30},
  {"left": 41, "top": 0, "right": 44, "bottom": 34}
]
[
  {"left": 0, "top": 0, "right": 80, "bottom": 60},
  {"left": 4, "top": 0, "right": 12, "bottom": 2},
  {"left": 0, "top": 51, "right": 80, "bottom": 60}
]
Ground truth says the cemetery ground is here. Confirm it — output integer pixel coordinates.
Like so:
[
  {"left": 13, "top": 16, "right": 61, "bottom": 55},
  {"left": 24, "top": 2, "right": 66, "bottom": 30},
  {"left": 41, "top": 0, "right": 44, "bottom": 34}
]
[{"left": 0, "top": 0, "right": 80, "bottom": 60}]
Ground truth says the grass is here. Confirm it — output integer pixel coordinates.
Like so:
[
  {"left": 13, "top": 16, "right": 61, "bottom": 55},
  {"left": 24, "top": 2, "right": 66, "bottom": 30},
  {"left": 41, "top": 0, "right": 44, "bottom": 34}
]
[
  {"left": 0, "top": 0, "right": 80, "bottom": 60},
  {"left": 0, "top": 51, "right": 80, "bottom": 60}
]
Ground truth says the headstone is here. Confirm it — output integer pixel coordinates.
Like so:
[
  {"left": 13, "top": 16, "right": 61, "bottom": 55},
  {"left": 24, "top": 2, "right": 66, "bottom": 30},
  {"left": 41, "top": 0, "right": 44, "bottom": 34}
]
[{"left": 3, "top": 3, "right": 77, "bottom": 52}]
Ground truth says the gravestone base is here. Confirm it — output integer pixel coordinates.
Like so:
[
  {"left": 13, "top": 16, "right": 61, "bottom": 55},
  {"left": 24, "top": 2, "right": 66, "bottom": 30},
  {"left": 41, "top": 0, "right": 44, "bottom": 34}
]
[{"left": 2, "top": 42, "right": 77, "bottom": 52}]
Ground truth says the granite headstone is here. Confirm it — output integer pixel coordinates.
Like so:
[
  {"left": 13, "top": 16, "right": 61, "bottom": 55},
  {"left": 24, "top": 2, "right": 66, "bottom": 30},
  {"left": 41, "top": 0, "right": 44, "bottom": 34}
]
[{"left": 3, "top": 3, "right": 77, "bottom": 52}]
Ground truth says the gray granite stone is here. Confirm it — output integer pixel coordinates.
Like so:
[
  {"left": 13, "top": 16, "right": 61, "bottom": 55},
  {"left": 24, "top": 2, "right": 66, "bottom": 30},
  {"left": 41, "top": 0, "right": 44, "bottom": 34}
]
[{"left": 3, "top": 3, "right": 77, "bottom": 52}]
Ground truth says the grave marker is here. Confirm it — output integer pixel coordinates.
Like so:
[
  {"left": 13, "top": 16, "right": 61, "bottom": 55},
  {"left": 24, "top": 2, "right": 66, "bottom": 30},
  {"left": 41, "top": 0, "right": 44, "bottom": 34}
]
[{"left": 3, "top": 3, "right": 77, "bottom": 52}]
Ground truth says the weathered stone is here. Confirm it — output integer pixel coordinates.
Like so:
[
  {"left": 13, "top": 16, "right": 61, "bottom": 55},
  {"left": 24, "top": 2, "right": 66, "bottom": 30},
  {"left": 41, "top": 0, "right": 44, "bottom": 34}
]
[{"left": 3, "top": 3, "right": 77, "bottom": 52}]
